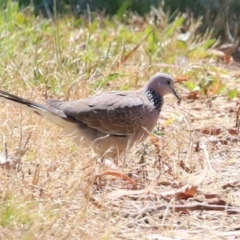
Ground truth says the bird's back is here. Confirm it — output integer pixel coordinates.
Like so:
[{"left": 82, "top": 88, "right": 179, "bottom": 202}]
[{"left": 45, "top": 89, "right": 160, "bottom": 136}]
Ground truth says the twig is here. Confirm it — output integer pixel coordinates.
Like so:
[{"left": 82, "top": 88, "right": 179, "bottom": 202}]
[
  {"left": 4, "top": 142, "right": 8, "bottom": 160},
  {"left": 123, "top": 204, "right": 240, "bottom": 218},
  {"left": 200, "top": 141, "right": 213, "bottom": 171},
  {"left": 236, "top": 105, "right": 240, "bottom": 134}
]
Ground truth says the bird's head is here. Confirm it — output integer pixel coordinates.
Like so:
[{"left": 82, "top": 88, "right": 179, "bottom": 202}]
[{"left": 145, "top": 73, "right": 181, "bottom": 102}]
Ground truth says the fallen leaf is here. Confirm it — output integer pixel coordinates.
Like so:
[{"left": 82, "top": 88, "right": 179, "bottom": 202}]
[
  {"left": 175, "top": 76, "right": 188, "bottom": 83},
  {"left": 187, "top": 90, "right": 201, "bottom": 99},
  {"left": 97, "top": 171, "right": 138, "bottom": 190}
]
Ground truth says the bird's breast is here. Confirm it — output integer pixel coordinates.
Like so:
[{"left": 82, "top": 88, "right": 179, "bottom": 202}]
[{"left": 142, "top": 108, "right": 160, "bottom": 133}]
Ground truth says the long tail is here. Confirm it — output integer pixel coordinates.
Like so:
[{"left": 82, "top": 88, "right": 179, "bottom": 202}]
[
  {"left": 0, "top": 90, "right": 50, "bottom": 116},
  {"left": 0, "top": 90, "right": 69, "bottom": 127}
]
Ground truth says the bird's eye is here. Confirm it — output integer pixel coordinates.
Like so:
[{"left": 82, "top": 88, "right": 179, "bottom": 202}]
[{"left": 167, "top": 80, "right": 171, "bottom": 85}]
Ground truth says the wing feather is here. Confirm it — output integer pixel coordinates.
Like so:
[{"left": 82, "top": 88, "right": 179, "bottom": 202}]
[{"left": 46, "top": 91, "right": 149, "bottom": 135}]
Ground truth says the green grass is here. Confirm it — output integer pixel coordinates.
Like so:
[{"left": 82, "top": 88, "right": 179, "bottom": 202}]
[{"left": 0, "top": 2, "right": 240, "bottom": 240}]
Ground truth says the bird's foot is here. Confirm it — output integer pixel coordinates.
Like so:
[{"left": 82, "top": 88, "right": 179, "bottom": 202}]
[{"left": 97, "top": 157, "right": 117, "bottom": 170}]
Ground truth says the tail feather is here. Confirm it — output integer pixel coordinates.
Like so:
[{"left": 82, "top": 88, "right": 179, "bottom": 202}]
[
  {"left": 0, "top": 90, "right": 49, "bottom": 115},
  {"left": 0, "top": 90, "right": 70, "bottom": 128}
]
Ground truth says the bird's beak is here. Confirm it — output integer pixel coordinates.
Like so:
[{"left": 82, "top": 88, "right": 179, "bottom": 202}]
[{"left": 171, "top": 87, "right": 181, "bottom": 104}]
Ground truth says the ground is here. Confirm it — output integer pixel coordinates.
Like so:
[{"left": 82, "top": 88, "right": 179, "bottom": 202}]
[{"left": 0, "top": 6, "right": 240, "bottom": 240}]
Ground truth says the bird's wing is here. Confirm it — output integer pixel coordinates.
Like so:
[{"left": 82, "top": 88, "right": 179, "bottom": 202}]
[{"left": 46, "top": 91, "right": 151, "bottom": 135}]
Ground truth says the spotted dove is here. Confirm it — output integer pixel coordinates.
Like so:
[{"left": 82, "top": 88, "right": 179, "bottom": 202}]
[{"left": 0, "top": 73, "right": 180, "bottom": 158}]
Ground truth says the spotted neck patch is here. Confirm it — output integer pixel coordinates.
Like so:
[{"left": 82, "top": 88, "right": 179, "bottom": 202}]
[{"left": 144, "top": 89, "right": 163, "bottom": 112}]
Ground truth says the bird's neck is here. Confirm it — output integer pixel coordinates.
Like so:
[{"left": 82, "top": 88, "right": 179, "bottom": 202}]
[{"left": 143, "top": 88, "right": 163, "bottom": 112}]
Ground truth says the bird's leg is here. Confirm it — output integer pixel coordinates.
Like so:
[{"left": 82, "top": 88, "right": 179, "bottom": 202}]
[
  {"left": 96, "top": 156, "right": 105, "bottom": 165},
  {"left": 96, "top": 156, "right": 117, "bottom": 170}
]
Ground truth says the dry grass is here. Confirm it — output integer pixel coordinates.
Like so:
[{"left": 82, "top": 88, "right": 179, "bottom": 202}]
[{"left": 0, "top": 4, "right": 240, "bottom": 240}]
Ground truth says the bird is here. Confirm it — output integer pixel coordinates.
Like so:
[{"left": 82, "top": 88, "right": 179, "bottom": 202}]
[{"left": 0, "top": 73, "right": 180, "bottom": 159}]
